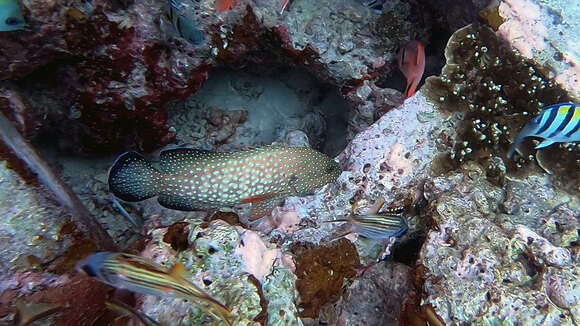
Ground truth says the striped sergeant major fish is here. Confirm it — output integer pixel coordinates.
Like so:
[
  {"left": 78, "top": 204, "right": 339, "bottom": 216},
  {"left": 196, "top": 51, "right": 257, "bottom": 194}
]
[
  {"left": 168, "top": 0, "right": 203, "bottom": 45},
  {"left": 77, "top": 252, "right": 232, "bottom": 326},
  {"left": 508, "top": 102, "right": 580, "bottom": 159},
  {"left": 108, "top": 146, "right": 341, "bottom": 221}
]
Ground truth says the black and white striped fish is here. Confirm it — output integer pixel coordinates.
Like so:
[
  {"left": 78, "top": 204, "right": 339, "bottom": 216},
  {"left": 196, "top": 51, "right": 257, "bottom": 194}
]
[
  {"left": 508, "top": 102, "right": 580, "bottom": 159},
  {"left": 327, "top": 209, "right": 408, "bottom": 240}
]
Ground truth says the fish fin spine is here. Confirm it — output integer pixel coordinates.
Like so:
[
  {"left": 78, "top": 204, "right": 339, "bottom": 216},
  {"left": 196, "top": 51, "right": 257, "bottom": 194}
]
[
  {"left": 416, "top": 42, "right": 424, "bottom": 66},
  {"left": 535, "top": 139, "right": 556, "bottom": 149},
  {"left": 241, "top": 193, "right": 274, "bottom": 204}
]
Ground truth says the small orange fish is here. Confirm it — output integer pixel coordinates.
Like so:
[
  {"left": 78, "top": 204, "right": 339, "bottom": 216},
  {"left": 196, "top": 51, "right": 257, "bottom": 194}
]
[
  {"left": 215, "top": 0, "right": 241, "bottom": 12},
  {"left": 398, "top": 40, "right": 426, "bottom": 98}
]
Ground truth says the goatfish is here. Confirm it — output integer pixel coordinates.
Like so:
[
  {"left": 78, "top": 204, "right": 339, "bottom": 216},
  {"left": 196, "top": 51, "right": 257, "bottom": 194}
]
[
  {"left": 507, "top": 102, "right": 580, "bottom": 159},
  {"left": 0, "top": 0, "right": 25, "bottom": 31},
  {"left": 398, "top": 40, "right": 426, "bottom": 98},
  {"left": 108, "top": 146, "right": 341, "bottom": 221},
  {"left": 168, "top": 0, "right": 203, "bottom": 45},
  {"left": 326, "top": 211, "right": 409, "bottom": 240},
  {"left": 77, "top": 252, "right": 232, "bottom": 326}
]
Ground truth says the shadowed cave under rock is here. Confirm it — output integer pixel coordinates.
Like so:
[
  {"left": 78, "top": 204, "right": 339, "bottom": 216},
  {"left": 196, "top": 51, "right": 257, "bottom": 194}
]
[{"left": 167, "top": 67, "right": 351, "bottom": 157}]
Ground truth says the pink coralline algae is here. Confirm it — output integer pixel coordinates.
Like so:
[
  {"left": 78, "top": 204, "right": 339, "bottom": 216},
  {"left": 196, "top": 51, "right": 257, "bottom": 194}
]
[
  {"left": 496, "top": 0, "right": 547, "bottom": 58},
  {"left": 496, "top": 0, "right": 580, "bottom": 98}
]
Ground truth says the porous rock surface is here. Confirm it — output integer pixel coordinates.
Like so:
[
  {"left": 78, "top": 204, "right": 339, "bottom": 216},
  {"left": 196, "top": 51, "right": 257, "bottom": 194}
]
[
  {"left": 138, "top": 219, "right": 300, "bottom": 325},
  {"left": 420, "top": 162, "right": 580, "bottom": 325}
]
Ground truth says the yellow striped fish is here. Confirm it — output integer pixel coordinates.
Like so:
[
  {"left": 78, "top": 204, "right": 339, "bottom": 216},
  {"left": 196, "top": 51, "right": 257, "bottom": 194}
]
[
  {"left": 508, "top": 102, "right": 580, "bottom": 159},
  {"left": 77, "top": 252, "right": 232, "bottom": 326},
  {"left": 109, "top": 146, "right": 341, "bottom": 221},
  {"left": 327, "top": 210, "right": 408, "bottom": 240}
]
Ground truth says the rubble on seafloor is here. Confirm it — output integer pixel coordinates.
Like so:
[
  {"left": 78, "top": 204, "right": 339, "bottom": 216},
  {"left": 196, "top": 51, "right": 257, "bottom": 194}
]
[{"left": 0, "top": 0, "right": 579, "bottom": 325}]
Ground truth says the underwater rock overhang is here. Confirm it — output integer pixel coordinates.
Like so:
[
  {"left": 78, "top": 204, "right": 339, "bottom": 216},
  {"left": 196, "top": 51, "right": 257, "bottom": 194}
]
[{"left": 2, "top": 3, "right": 357, "bottom": 155}]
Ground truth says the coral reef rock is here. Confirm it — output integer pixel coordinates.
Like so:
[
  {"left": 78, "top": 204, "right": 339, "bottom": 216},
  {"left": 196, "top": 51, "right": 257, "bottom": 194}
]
[
  {"left": 334, "top": 262, "right": 411, "bottom": 326},
  {"left": 0, "top": 161, "right": 95, "bottom": 279},
  {"left": 291, "top": 239, "right": 360, "bottom": 319},
  {"left": 260, "top": 93, "right": 450, "bottom": 250},
  {"left": 419, "top": 161, "right": 580, "bottom": 325},
  {"left": 497, "top": 0, "right": 580, "bottom": 98},
  {"left": 423, "top": 23, "right": 578, "bottom": 194},
  {"left": 1, "top": 0, "right": 210, "bottom": 153},
  {"left": 138, "top": 219, "right": 300, "bottom": 325}
]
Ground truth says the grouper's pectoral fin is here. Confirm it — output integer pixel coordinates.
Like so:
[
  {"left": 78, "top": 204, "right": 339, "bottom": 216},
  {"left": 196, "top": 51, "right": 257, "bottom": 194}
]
[{"left": 243, "top": 194, "right": 281, "bottom": 221}]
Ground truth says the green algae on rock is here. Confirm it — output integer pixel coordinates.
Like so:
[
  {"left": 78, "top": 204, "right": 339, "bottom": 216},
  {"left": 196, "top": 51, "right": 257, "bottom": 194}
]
[{"left": 423, "top": 23, "right": 578, "bottom": 193}]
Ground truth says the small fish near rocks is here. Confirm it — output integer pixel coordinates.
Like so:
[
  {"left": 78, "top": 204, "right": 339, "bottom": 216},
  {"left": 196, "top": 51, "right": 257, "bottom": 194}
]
[
  {"left": 398, "top": 40, "right": 426, "bottom": 98},
  {"left": 508, "top": 102, "right": 580, "bottom": 159},
  {"left": 168, "top": 0, "right": 203, "bottom": 45},
  {"left": 108, "top": 146, "right": 341, "bottom": 221},
  {"left": 77, "top": 252, "right": 232, "bottom": 325}
]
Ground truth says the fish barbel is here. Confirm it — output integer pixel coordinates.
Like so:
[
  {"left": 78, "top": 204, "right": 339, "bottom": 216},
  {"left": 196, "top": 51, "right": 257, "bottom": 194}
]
[
  {"left": 108, "top": 146, "right": 341, "bottom": 221},
  {"left": 77, "top": 252, "right": 232, "bottom": 326}
]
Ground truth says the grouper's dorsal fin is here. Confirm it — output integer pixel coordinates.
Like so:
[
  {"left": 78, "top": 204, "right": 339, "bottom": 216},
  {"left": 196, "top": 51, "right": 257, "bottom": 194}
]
[{"left": 159, "top": 148, "right": 211, "bottom": 173}]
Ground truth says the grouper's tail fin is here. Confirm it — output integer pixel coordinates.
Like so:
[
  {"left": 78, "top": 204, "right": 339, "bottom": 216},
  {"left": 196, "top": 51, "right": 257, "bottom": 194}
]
[{"left": 108, "top": 152, "right": 162, "bottom": 202}]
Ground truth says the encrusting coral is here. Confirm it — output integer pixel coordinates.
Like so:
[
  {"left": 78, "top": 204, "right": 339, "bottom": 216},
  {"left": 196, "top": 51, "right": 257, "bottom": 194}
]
[{"left": 423, "top": 23, "right": 578, "bottom": 193}]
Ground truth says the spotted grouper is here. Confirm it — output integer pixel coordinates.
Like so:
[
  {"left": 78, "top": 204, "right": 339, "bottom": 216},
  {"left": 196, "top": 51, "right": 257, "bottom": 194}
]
[{"left": 109, "top": 146, "right": 341, "bottom": 221}]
